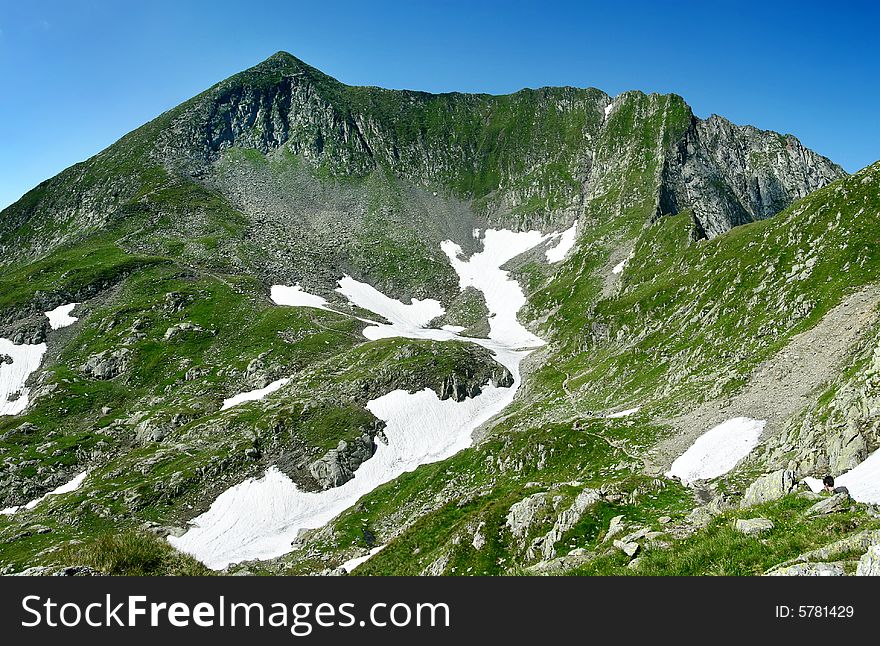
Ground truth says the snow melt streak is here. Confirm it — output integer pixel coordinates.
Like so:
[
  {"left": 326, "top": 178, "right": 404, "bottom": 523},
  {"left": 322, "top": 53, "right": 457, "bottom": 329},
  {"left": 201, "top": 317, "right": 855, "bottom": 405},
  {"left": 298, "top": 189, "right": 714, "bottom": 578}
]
[
  {"left": 667, "top": 417, "right": 765, "bottom": 483},
  {"left": 1, "top": 470, "right": 89, "bottom": 515},
  {"left": 172, "top": 228, "right": 550, "bottom": 568}
]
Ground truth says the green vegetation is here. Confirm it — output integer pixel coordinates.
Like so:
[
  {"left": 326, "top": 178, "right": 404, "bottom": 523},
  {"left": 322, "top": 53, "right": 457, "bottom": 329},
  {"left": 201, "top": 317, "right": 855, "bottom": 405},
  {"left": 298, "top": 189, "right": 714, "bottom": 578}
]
[{"left": 56, "top": 531, "right": 211, "bottom": 576}]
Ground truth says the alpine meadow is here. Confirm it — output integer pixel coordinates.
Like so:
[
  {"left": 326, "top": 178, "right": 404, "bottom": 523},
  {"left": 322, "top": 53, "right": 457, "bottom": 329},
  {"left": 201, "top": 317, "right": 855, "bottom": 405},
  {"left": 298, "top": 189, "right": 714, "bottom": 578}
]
[{"left": 2, "top": 51, "right": 880, "bottom": 578}]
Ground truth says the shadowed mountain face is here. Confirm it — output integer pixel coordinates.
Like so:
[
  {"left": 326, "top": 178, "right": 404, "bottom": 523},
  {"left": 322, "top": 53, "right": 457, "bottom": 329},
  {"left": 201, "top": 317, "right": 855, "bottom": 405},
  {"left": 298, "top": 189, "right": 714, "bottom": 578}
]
[{"left": 2, "top": 52, "right": 876, "bottom": 578}]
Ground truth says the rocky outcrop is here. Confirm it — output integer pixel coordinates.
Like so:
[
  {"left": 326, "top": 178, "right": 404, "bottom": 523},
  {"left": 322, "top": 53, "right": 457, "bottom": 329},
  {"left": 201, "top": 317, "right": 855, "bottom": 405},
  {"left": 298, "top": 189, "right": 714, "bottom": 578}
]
[
  {"left": 778, "top": 529, "right": 880, "bottom": 568},
  {"left": 741, "top": 469, "right": 797, "bottom": 508},
  {"left": 163, "top": 322, "right": 206, "bottom": 341},
  {"left": 805, "top": 492, "right": 850, "bottom": 516},
  {"left": 528, "top": 488, "right": 601, "bottom": 560},
  {"left": 735, "top": 518, "right": 774, "bottom": 536},
  {"left": 660, "top": 114, "right": 844, "bottom": 238},
  {"left": 767, "top": 562, "right": 846, "bottom": 577},
  {"left": 505, "top": 492, "right": 556, "bottom": 540},
  {"left": 308, "top": 433, "right": 377, "bottom": 490},
  {"left": 856, "top": 544, "right": 880, "bottom": 576},
  {"left": 80, "top": 348, "right": 131, "bottom": 380}
]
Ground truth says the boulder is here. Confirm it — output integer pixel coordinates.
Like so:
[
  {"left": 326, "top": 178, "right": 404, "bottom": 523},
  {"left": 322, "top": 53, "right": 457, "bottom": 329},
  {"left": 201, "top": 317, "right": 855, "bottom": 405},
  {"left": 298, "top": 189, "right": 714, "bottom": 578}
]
[
  {"left": 163, "top": 322, "right": 205, "bottom": 341},
  {"left": 506, "top": 492, "right": 553, "bottom": 540},
  {"left": 805, "top": 492, "right": 850, "bottom": 517},
  {"left": 613, "top": 540, "right": 640, "bottom": 558},
  {"left": 741, "top": 469, "right": 797, "bottom": 508},
  {"left": 308, "top": 433, "right": 376, "bottom": 489},
  {"left": 767, "top": 562, "right": 846, "bottom": 577},
  {"left": 856, "top": 544, "right": 880, "bottom": 576},
  {"left": 734, "top": 517, "right": 774, "bottom": 536},
  {"left": 602, "top": 515, "right": 627, "bottom": 543},
  {"left": 80, "top": 348, "right": 130, "bottom": 380}
]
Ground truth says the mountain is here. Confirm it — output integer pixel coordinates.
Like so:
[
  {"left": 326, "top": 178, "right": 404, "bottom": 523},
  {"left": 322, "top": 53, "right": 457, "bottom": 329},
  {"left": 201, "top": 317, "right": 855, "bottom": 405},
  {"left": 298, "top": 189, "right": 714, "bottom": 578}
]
[{"left": 1, "top": 52, "right": 877, "bottom": 577}]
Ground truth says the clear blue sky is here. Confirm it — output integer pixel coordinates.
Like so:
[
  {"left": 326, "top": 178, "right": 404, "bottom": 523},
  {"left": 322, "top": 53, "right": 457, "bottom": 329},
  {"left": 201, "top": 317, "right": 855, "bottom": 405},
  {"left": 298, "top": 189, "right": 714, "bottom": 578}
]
[{"left": 1, "top": 0, "right": 877, "bottom": 210}]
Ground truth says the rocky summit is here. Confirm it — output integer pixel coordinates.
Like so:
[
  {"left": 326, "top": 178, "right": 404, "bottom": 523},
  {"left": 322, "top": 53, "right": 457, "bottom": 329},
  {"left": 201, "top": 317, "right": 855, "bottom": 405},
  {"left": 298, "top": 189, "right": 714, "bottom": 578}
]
[{"left": 1, "top": 52, "right": 878, "bottom": 577}]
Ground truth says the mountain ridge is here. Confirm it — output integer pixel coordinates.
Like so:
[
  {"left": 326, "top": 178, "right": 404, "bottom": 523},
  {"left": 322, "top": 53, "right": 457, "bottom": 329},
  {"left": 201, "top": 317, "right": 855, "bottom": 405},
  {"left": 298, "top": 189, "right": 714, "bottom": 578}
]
[{"left": 0, "top": 53, "right": 877, "bottom": 578}]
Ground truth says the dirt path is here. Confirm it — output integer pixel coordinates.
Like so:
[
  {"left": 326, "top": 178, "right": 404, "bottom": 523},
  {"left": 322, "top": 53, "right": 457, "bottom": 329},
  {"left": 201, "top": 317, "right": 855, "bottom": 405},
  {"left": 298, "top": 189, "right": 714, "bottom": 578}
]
[{"left": 643, "top": 284, "right": 880, "bottom": 475}]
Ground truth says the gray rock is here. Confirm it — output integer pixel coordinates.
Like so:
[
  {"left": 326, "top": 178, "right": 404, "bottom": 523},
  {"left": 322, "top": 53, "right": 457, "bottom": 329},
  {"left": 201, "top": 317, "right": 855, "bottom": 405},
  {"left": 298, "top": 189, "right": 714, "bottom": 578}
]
[
  {"left": 856, "top": 544, "right": 880, "bottom": 576},
  {"left": 505, "top": 492, "right": 553, "bottom": 540},
  {"left": 784, "top": 529, "right": 880, "bottom": 566},
  {"left": 828, "top": 420, "right": 868, "bottom": 472},
  {"left": 308, "top": 433, "right": 376, "bottom": 489},
  {"left": 529, "top": 488, "right": 601, "bottom": 560},
  {"left": 767, "top": 562, "right": 846, "bottom": 577},
  {"left": 734, "top": 517, "right": 774, "bottom": 536},
  {"left": 613, "top": 540, "right": 640, "bottom": 558},
  {"left": 0, "top": 353, "right": 12, "bottom": 365},
  {"left": 163, "top": 322, "right": 205, "bottom": 341},
  {"left": 527, "top": 548, "right": 595, "bottom": 575},
  {"left": 741, "top": 469, "right": 797, "bottom": 507},
  {"left": 80, "top": 348, "right": 130, "bottom": 380},
  {"left": 805, "top": 492, "right": 850, "bottom": 517},
  {"left": 602, "top": 515, "right": 627, "bottom": 543}
]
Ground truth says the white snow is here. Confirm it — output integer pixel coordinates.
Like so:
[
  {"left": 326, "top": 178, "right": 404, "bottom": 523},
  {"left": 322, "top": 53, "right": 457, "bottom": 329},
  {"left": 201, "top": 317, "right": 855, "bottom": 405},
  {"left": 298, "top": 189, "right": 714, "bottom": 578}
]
[
  {"left": 545, "top": 221, "right": 578, "bottom": 263},
  {"left": 270, "top": 285, "right": 331, "bottom": 311},
  {"left": 803, "top": 477, "right": 824, "bottom": 493},
  {"left": 341, "top": 545, "right": 386, "bottom": 573},
  {"left": 472, "top": 228, "right": 481, "bottom": 239},
  {"left": 45, "top": 303, "right": 78, "bottom": 330},
  {"left": 835, "top": 449, "right": 880, "bottom": 504},
  {"left": 667, "top": 417, "right": 765, "bottom": 483},
  {"left": 172, "top": 228, "right": 552, "bottom": 569},
  {"left": 606, "top": 406, "right": 641, "bottom": 419},
  {"left": 441, "top": 325, "right": 465, "bottom": 333},
  {"left": 0, "top": 470, "right": 89, "bottom": 515},
  {"left": 803, "top": 451, "right": 880, "bottom": 504},
  {"left": 604, "top": 101, "right": 614, "bottom": 118},
  {"left": 0, "top": 338, "right": 48, "bottom": 416},
  {"left": 442, "top": 228, "right": 552, "bottom": 348},
  {"left": 611, "top": 259, "right": 628, "bottom": 274},
  {"left": 221, "top": 378, "right": 291, "bottom": 411},
  {"left": 336, "top": 276, "right": 444, "bottom": 336},
  {"left": 170, "top": 378, "right": 523, "bottom": 568}
]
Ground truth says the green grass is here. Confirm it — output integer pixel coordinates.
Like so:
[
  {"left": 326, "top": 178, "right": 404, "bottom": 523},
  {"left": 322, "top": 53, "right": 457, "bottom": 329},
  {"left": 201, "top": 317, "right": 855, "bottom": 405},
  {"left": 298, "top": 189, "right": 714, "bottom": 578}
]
[{"left": 55, "top": 531, "right": 211, "bottom": 576}]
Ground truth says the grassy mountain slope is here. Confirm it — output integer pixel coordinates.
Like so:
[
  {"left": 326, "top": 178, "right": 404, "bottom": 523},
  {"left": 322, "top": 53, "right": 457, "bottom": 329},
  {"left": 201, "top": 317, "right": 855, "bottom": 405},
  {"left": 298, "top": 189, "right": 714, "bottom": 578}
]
[{"left": 0, "top": 53, "right": 867, "bottom": 576}]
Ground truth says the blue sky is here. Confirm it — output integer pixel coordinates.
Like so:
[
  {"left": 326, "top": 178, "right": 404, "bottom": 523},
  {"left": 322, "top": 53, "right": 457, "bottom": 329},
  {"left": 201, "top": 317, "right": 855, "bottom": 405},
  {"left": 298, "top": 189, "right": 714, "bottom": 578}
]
[{"left": 1, "top": 0, "right": 877, "bottom": 210}]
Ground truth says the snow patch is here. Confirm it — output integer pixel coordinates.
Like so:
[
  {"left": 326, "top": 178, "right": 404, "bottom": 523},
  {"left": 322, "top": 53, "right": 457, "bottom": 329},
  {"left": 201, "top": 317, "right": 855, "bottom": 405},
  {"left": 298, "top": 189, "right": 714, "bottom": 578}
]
[
  {"left": 336, "top": 276, "right": 444, "bottom": 335},
  {"left": 836, "top": 449, "right": 880, "bottom": 504},
  {"left": 341, "top": 545, "right": 386, "bottom": 573},
  {"left": 170, "top": 376, "right": 525, "bottom": 568},
  {"left": 441, "top": 325, "right": 465, "bottom": 333},
  {"left": 667, "top": 417, "right": 765, "bottom": 483},
  {"left": 45, "top": 303, "right": 78, "bottom": 330},
  {"left": 606, "top": 406, "right": 641, "bottom": 419},
  {"left": 611, "top": 259, "right": 628, "bottom": 275},
  {"left": 0, "top": 470, "right": 89, "bottom": 515},
  {"left": 270, "top": 285, "right": 331, "bottom": 311},
  {"left": 803, "top": 477, "right": 824, "bottom": 493},
  {"left": 0, "top": 338, "right": 47, "bottom": 416},
  {"left": 175, "top": 228, "right": 552, "bottom": 568},
  {"left": 221, "top": 378, "right": 290, "bottom": 411},
  {"left": 604, "top": 101, "right": 615, "bottom": 118},
  {"left": 545, "top": 221, "right": 578, "bottom": 263},
  {"left": 442, "top": 228, "right": 551, "bottom": 348}
]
